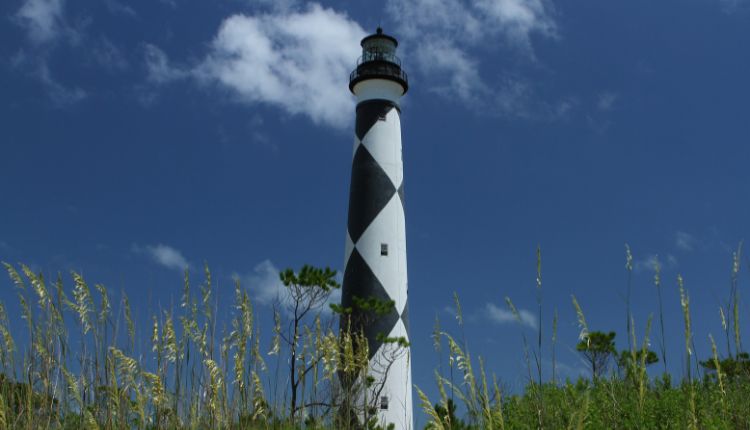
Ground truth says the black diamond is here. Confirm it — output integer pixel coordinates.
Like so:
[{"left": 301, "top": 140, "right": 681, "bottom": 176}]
[
  {"left": 341, "top": 249, "right": 400, "bottom": 360},
  {"left": 400, "top": 298, "right": 410, "bottom": 340},
  {"left": 397, "top": 182, "right": 405, "bottom": 210},
  {"left": 347, "top": 145, "right": 397, "bottom": 243},
  {"left": 356, "top": 100, "right": 397, "bottom": 141}
]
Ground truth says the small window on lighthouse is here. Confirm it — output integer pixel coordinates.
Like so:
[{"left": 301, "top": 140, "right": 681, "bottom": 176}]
[
  {"left": 380, "top": 243, "right": 389, "bottom": 256},
  {"left": 380, "top": 396, "right": 389, "bottom": 410}
]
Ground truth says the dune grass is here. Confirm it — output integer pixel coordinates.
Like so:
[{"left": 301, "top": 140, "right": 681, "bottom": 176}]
[
  {"left": 0, "top": 262, "right": 390, "bottom": 429},
  {"left": 420, "top": 245, "right": 750, "bottom": 429},
  {"left": 0, "top": 243, "right": 748, "bottom": 429}
]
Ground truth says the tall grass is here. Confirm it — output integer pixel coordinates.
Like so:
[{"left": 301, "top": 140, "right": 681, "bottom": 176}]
[
  {"left": 1, "top": 243, "right": 749, "bottom": 429},
  {"left": 418, "top": 247, "right": 750, "bottom": 429},
  {"left": 0, "top": 262, "right": 397, "bottom": 429}
]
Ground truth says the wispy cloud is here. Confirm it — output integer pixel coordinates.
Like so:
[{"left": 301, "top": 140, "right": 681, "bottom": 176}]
[
  {"left": 38, "top": 63, "right": 87, "bottom": 105},
  {"left": 386, "top": 0, "right": 557, "bottom": 112},
  {"left": 10, "top": 51, "right": 87, "bottom": 105},
  {"left": 544, "top": 358, "right": 587, "bottom": 379},
  {"left": 134, "top": 243, "right": 189, "bottom": 272},
  {"left": 103, "top": 0, "right": 136, "bottom": 17},
  {"left": 147, "top": 4, "right": 365, "bottom": 129},
  {"left": 634, "top": 254, "right": 659, "bottom": 273},
  {"left": 15, "top": 0, "right": 67, "bottom": 45},
  {"left": 0, "top": 241, "right": 12, "bottom": 255},
  {"left": 676, "top": 231, "right": 697, "bottom": 252},
  {"left": 233, "top": 260, "right": 342, "bottom": 314},
  {"left": 234, "top": 260, "right": 286, "bottom": 306},
  {"left": 387, "top": 0, "right": 556, "bottom": 54},
  {"left": 249, "top": 0, "right": 299, "bottom": 12},
  {"left": 13, "top": 0, "right": 89, "bottom": 105},
  {"left": 144, "top": 44, "right": 186, "bottom": 84},
  {"left": 634, "top": 254, "right": 677, "bottom": 273},
  {"left": 597, "top": 92, "right": 618, "bottom": 111},
  {"left": 484, "top": 302, "right": 537, "bottom": 330},
  {"left": 92, "top": 38, "right": 129, "bottom": 71},
  {"left": 158, "top": 0, "right": 177, "bottom": 8},
  {"left": 718, "top": 0, "right": 749, "bottom": 13}
]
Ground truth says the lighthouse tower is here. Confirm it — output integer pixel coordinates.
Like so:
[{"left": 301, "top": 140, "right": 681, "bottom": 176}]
[{"left": 341, "top": 28, "right": 412, "bottom": 429}]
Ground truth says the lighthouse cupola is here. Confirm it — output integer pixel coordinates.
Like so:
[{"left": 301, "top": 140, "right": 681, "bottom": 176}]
[{"left": 349, "top": 27, "right": 408, "bottom": 96}]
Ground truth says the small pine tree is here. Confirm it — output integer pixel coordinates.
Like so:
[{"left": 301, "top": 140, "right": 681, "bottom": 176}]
[{"left": 576, "top": 331, "right": 617, "bottom": 379}]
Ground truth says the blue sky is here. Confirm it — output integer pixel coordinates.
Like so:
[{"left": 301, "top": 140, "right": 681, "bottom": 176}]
[{"left": 2, "top": 0, "right": 750, "bottom": 411}]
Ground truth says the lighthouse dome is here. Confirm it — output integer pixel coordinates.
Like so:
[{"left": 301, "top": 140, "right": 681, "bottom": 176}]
[{"left": 349, "top": 28, "right": 408, "bottom": 95}]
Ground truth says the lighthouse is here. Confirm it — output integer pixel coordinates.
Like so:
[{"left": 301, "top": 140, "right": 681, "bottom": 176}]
[{"left": 341, "top": 28, "right": 412, "bottom": 429}]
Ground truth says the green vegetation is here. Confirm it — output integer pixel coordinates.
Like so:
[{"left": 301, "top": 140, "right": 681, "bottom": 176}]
[
  {"left": 576, "top": 331, "right": 616, "bottom": 380},
  {"left": 0, "top": 242, "right": 748, "bottom": 429},
  {"left": 419, "top": 244, "right": 750, "bottom": 429}
]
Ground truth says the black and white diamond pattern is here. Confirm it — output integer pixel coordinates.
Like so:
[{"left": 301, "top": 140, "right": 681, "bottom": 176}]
[
  {"left": 343, "top": 99, "right": 410, "bottom": 361},
  {"left": 355, "top": 100, "right": 395, "bottom": 141},
  {"left": 347, "top": 144, "right": 396, "bottom": 244},
  {"left": 342, "top": 249, "right": 400, "bottom": 359}
]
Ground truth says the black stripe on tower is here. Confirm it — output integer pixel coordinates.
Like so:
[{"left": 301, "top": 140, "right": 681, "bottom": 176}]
[
  {"left": 347, "top": 145, "right": 397, "bottom": 243},
  {"left": 355, "top": 99, "right": 399, "bottom": 141},
  {"left": 397, "top": 182, "right": 405, "bottom": 211},
  {"left": 400, "top": 298, "right": 410, "bottom": 339},
  {"left": 341, "top": 249, "right": 400, "bottom": 360}
]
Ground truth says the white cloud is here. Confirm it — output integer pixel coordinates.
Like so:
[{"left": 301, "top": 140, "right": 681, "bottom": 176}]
[
  {"left": 553, "top": 97, "right": 578, "bottom": 119},
  {"left": 104, "top": 0, "right": 136, "bottom": 17},
  {"left": 474, "top": 0, "right": 557, "bottom": 49},
  {"left": 14, "top": 0, "right": 90, "bottom": 106},
  {"left": 634, "top": 253, "right": 678, "bottom": 273},
  {"left": 386, "top": 0, "right": 556, "bottom": 53},
  {"left": 416, "top": 38, "right": 489, "bottom": 105},
  {"left": 93, "top": 38, "right": 129, "bottom": 71},
  {"left": 147, "top": 0, "right": 558, "bottom": 125},
  {"left": 38, "top": 63, "right": 87, "bottom": 105},
  {"left": 16, "top": 0, "right": 65, "bottom": 45},
  {"left": 719, "top": 0, "right": 749, "bottom": 13},
  {"left": 136, "top": 244, "right": 189, "bottom": 272},
  {"left": 386, "top": 0, "right": 556, "bottom": 108},
  {"left": 666, "top": 254, "right": 678, "bottom": 267},
  {"left": 249, "top": 0, "right": 298, "bottom": 12},
  {"left": 597, "top": 92, "right": 618, "bottom": 111},
  {"left": 484, "top": 302, "right": 537, "bottom": 330},
  {"left": 11, "top": 52, "right": 86, "bottom": 105},
  {"left": 234, "top": 261, "right": 342, "bottom": 315},
  {"left": 676, "top": 231, "right": 696, "bottom": 252},
  {"left": 387, "top": 0, "right": 484, "bottom": 43},
  {"left": 545, "top": 358, "right": 587, "bottom": 379},
  {"left": 185, "top": 4, "right": 365, "bottom": 129},
  {"left": 144, "top": 44, "right": 186, "bottom": 83},
  {"left": 235, "top": 260, "right": 287, "bottom": 306},
  {"left": 145, "top": 4, "right": 364, "bottom": 128},
  {"left": 634, "top": 254, "right": 659, "bottom": 273}
]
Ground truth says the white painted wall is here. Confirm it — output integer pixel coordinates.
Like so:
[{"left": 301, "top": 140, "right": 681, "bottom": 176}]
[{"left": 353, "top": 79, "right": 405, "bottom": 104}]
